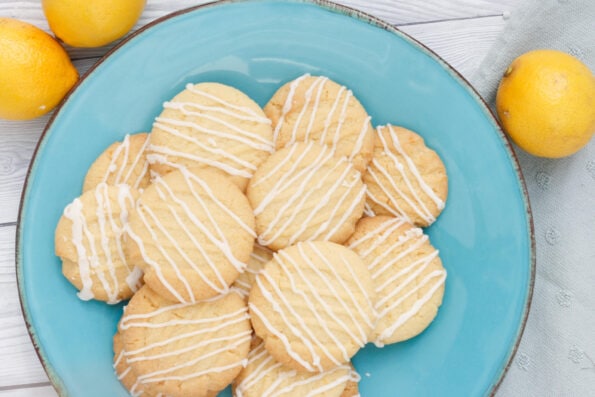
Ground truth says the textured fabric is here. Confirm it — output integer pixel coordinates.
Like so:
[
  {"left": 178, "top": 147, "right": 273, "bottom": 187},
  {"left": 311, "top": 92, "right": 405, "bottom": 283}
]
[{"left": 470, "top": 0, "right": 595, "bottom": 395}]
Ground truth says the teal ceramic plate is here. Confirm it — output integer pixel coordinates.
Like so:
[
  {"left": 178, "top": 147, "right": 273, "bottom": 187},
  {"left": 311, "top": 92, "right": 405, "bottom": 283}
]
[{"left": 17, "top": 1, "right": 534, "bottom": 396}]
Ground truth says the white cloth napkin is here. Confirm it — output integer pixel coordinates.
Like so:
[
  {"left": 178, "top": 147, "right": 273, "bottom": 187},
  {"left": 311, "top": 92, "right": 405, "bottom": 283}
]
[{"left": 470, "top": 0, "right": 595, "bottom": 395}]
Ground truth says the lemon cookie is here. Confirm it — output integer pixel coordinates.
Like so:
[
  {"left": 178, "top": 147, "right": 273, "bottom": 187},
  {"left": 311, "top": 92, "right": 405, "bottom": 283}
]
[
  {"left": 147, "top": 82, "right": 274, "bottom": 191},
  {"left": 247, "top": 142, "right": 366, "bottom": 251},
  {"left": 249, "top": 241, "right": 375, "bottom": 373},
  {"left": 364, "top": 125, "right": 448, "bottom": 227},
  {"left": 125, "top": 167, "right": 255, "bottom": 304},
  {"left": 120, "top": 286, "right": 251, "bottom": 397},
  {"left": 233, "top": 338, "right": 356, "bottom": 397},
  {"left": 232, "top": 243, "right": 274, "bottom": 300},
  {"left": 264, "top": 74, "right": 374, "bottom": 172},
  {"left": 346, "top": 216, "right": 446, "bottom": 346},
  {"left": 83, "top": 133, "right": 151, "bottom": 193},
  {"left": 55, "top": 183, "right": 142, "bottom": 304}
]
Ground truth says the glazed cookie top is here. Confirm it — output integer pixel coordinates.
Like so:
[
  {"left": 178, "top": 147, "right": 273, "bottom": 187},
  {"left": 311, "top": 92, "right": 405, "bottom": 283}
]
[
  {"left": 125, "top": 167, "right": 255, "bottom": 304},
  {"left": 346, "top": 216, "right": 446, "bottom": 346},
  {"left": 264, "top": 74, "right": 374, "bottom": 172},
  {"left": 121, "top": 286, "right": 251, "bottom": 397},
  {"left": 249, "top": 241, "right": 376, "bottom": 373},
  {"left": 247, "top": 142, "right": 366, "bottom": 251},
  {"left": 233, "top": 338, "right": 356, "bottom": 397},
  {"left": 83, "top": 133, "right": 151, "bottom": 193},
  {"left": 148, "top": 82, "right": 274, "bottom": 191},
  {"left": 364, "top": 125, "right": 448, "bottom": 227},
  {"left": 55, "top": 183, "right": 141, "bottom": 304}
]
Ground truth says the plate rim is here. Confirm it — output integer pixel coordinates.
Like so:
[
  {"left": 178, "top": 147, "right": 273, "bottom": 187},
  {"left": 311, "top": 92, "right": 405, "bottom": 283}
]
[{"left": 15, "top": 0, "right": 536, "bottom": 395}]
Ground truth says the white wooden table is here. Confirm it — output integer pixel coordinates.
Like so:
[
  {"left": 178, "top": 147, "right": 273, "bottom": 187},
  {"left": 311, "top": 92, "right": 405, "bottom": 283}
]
[{"left": 0, "top": 1, "right": 517, "bottom": 395}]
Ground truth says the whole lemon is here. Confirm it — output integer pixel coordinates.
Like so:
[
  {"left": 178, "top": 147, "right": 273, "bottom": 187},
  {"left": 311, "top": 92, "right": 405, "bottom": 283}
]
[
  {"left": 0, "top": 18, "right": 78, "bottom": 121},
  {"left": 42, "top": 0, "right": 146, "bottom": 48},
  {"left": 496, "top": 49, "right": 595, "bottom": 158}
]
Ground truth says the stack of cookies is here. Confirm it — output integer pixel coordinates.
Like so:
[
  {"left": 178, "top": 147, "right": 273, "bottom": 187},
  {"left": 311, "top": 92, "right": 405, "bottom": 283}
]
[{"left": 54, "top": 74, "right": 449, "bottom": 397}]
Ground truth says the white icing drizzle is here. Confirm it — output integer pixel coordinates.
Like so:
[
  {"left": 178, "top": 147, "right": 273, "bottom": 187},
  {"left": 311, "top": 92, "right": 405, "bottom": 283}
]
[
  {"left": 235, "top": 341, "right": 354, "bottom": 397},
  {"left": 122, "top": 293, "right": 251, "bottom": 387},
  {"left": 248, "top": 302, "right": 315, "bottom": 372},
  {"left": 250, "top": 242, "right": 373, "bottom": 372},
  {"left": 253, "top": 142, "right": 364, "bottom": 247},
  {"left": 349, "top": 218, "right": 446, "bottom": 346},
  {"left": 288, "top": 76, "right": 328, "bottom": 145},
  {"left": 385, "top": 125, "right": 445, "bottom": 210},
  {"left": 331, "top": 89, "right": 353, "bottom": 151},
  {"left": 126, "top": 169, "right": 253, "bottom": 303},
  {"left": 349, "top": 116, "right": 372, "bottom": 161},
  {"left": 150, "top": 85, "right": 274, "bottom": 181},
  {"left": 253, "top": 141, "right": 329, "bottom": 214},
  {"left": 148, "top": 144, "right": 254, "bottom": 178},
  {"left": 363, "top": 202, "right": 376, "bottom": 217},
  {"left": 273, "top": 73, "right": 311, "bottom": 145},
  {"left": 185, "top": 83, "right": 271, "bottom": 123},
  {"left": 375, "top": 270, "right": 446, "bottom": 347},
  {"left": 319, "top": 86, "right": 346, "bottom": 144},
  {"left": 368, "top": 125, "right": 445, "bottom": 223},
  {"left": 101, "top": 134, "right": 150, "bottom": 189},
  {"left": 62, "top": 183, "right": 136, "bottom": 303},
  {"left": 151, "top": 123, "right": 259, "bottom": 171},
  {"left": 259, "top": 152, "right": 346, "bottom": 245}
]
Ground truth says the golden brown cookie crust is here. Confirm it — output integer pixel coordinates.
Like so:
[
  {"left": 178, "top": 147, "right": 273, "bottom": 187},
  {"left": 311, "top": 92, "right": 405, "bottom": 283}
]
[
  {"left": 364, "top": 125, "right": 448, "bottom": 227},
  {"left": 83, "top": 133, "right": 151, "bottom": 193},
  {"left": 249, "top": 241, "right": 375, "bottom": 373},
  {"left": 247, "top": 142, "right": 365, "bottom": 251},
  {"left": 125, "top": 167, "right": 255, "bottom": 303},
  {"left": 121, "top": 286, "right": 251, "bottom": 397},
  {"left": 148, "top": 82, "right": 274, "bottom": 191},
  {"left": 346, "top": 215, "right": 446, "bottom": 345},
  {"left": 264, "top": 74, "right": 374, "bottom": 173}
]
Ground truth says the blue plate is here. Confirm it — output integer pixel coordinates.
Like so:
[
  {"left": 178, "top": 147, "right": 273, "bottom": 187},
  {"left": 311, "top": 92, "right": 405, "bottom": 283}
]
[{"left": 17, "top": 1, "right": 534, "bottom": 396}]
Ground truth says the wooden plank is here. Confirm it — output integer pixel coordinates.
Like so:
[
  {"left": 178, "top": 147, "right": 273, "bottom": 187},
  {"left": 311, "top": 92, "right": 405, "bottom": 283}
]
[
  {"left": 0, "top": 226, "right": 50, "bottom": 387},
  {"left": 0, "top": 386, "right": 56, "bottom": 397},
  {"left": 399, "top": 15, "right": 506, "bottom": 79}
]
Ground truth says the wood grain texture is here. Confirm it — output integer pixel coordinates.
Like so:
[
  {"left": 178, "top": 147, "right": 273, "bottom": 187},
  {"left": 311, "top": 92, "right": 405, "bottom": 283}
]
[
  {"left": 0, "top": 386, "right": 55, "bottom": 397},
  {"left": 0, "top": 227, "right": 49, "bottom": 388}
]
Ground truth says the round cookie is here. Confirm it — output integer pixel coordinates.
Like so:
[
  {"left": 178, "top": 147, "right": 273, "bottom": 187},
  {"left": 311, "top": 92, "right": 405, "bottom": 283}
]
[
  {"left": 147, "top": 82, "right": 274, "bottom": 191},
  {"left": 232, "top": 243, "right": 274, "bottom": 300},
  {"left": 125, "top": 167, "right": 255, "bottom": 304},
  {"left": 83, "top": 133, "right": 151, "bottom": 193},
  {"left": 264, "top": 74, "right": 374, "bottom": 172},
  {"left": 248, "top": 241, "right": 376, "bottom": 373},
  {"left": 233, "top": 338, "right": 355, "bottom": 397},
  {"left": 364, "top": 124, "right": 448, "bottom": 227},
  {"left": 346, "top": 216, "right": 447, "bottom": 346},
  {"left": 55, "top": 183, "right": 142, "bottom": 304},
  {"left": 247, "top": 142, "right": 366, "bottom": 251},
  {"left": 120, "top": 286, "right": 251, "bottom": 397}
]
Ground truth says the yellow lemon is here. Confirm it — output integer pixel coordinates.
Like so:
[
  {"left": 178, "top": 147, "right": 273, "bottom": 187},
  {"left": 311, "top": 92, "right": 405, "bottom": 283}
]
[
  {"left": 42, "top": 0, "right": 146, "bottom": 48},
  {"left": 496, "top": 49, "right": 595, "bottom": 158},
  {"left": 0, "top": 18, "right": 78, "bottom": 121}
]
